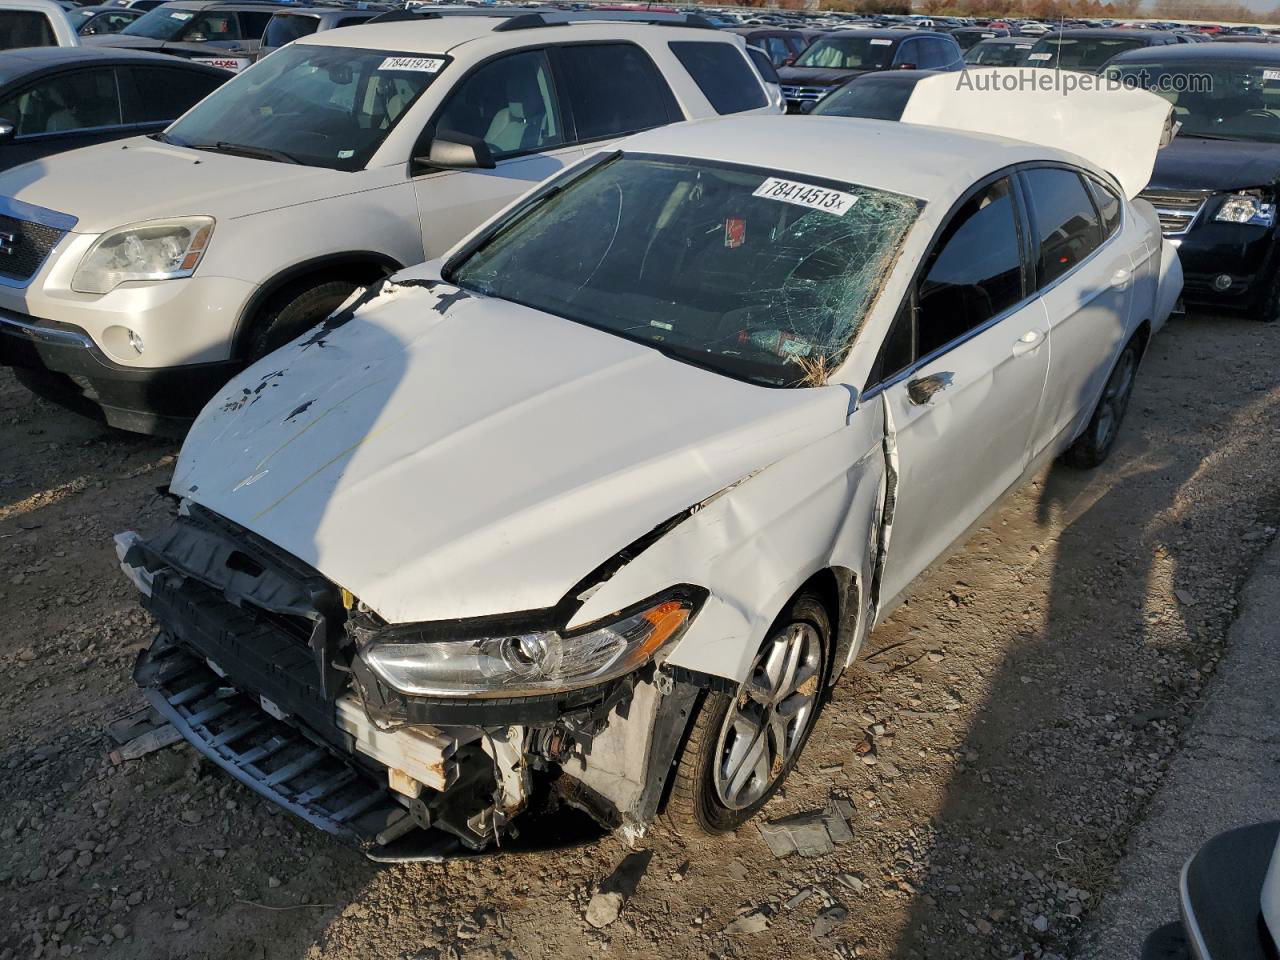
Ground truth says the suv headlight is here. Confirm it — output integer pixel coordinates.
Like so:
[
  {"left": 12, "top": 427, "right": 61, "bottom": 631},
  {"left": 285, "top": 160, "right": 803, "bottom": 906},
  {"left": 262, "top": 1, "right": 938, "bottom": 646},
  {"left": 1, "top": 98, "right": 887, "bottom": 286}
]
[
  {"left": 360, "top": 594, "right": 697, "bottom": 698},
  {"left": 72, "top": 217, "right": 214, "bottom": 295},
  {"left": 1214, "top": 194, "right": 1276, "bottom": 227}
]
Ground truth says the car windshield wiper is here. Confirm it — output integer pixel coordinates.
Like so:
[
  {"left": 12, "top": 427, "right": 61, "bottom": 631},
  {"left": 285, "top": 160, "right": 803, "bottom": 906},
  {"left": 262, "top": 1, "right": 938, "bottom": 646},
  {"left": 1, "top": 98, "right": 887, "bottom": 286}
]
[{"left": 186, "top": 140, "right": 300, "bottom": 164}]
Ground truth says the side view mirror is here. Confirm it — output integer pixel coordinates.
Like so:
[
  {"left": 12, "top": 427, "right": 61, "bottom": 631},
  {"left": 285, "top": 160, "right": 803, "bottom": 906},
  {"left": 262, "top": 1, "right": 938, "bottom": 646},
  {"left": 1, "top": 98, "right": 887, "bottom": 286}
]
[
  {"left": 0, "top": 119, "right": 15, "bottom": 144},
  {"left": 187, "top": 31, "right": 206, "bottom": 40},
  {"left": 799, "top": 101, "right": 816, "bottom": 114},
  {"left": 416, "top": 130, "right": 496, "bottom": 171},
  {"left": 783, "top": 55, "right": 797, "bottom": 65}
]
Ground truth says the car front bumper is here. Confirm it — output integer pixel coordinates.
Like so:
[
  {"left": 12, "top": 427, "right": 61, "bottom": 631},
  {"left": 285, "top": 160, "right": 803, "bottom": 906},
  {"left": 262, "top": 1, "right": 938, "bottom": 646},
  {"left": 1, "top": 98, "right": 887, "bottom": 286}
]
[
  {"left": 117, "top": 504, "right": 698, "bottom": 857},
  {"left": 0, "top": 309, "right": 240, "bottom": 434}
]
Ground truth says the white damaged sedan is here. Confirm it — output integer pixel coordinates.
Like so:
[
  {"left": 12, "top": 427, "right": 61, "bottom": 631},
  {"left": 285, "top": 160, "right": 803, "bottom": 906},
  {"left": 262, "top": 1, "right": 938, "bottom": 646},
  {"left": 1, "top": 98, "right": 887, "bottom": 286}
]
[{"left": 118, "top": 75, "right": 1182, "bottom": 858}]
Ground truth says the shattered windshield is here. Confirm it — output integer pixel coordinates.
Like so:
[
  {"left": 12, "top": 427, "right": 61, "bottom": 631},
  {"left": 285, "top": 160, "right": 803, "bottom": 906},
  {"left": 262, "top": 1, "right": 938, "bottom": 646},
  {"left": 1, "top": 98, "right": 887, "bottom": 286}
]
[{"left": 450, "top": 154, "right": 921, "bottom": 387}]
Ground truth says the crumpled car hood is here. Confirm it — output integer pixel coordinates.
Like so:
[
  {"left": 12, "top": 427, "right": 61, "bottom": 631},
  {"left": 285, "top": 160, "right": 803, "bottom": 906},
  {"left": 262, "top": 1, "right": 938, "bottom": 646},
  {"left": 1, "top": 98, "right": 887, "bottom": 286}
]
[
  {"left": 0, "top": 139, "right": 356, "bottom": 233},
  {"left": 173, "top": 277, "right": 850, "bottom": 625}
]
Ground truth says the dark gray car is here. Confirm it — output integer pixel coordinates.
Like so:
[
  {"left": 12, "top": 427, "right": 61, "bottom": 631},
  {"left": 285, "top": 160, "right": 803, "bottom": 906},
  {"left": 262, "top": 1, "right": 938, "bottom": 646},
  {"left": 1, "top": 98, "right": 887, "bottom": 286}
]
[{"left": 0, "top": 46, "right": 228, "bottom": 172}]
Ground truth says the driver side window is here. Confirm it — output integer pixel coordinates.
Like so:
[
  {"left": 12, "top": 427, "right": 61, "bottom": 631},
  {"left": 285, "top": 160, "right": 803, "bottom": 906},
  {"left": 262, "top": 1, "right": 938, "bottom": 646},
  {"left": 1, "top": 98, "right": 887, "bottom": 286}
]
[
  {"left": 434, "top": 50, "right": 563, "bottom": 160},
  {"left": 183, "top": 12, "right": 239, "bottom": 41},
  {"left": 0, "top": 68, "right": 122, "bottom": 136}
]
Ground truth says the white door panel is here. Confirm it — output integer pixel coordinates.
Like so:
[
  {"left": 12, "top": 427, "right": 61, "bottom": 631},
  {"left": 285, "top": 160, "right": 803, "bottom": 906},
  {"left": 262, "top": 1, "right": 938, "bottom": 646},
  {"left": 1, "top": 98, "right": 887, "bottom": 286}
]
[
  {"left": 1035, "top": 240, "right": 1134, "bottom": 450},
  {"left": 414, "top": 144, "right": 585, "bottom": 261},
  {"left": 878, "top": 297, "right": 1050, "bottom": 607}
]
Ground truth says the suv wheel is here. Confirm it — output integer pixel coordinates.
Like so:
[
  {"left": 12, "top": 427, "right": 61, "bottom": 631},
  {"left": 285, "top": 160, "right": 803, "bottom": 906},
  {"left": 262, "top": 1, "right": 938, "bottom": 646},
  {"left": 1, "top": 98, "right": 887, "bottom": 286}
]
[
  {"left": 665, "top": 592, "right": 831, "bottom": 834},
  {"left": 247, "top": 280, "right": 359, "bottom": 360}
]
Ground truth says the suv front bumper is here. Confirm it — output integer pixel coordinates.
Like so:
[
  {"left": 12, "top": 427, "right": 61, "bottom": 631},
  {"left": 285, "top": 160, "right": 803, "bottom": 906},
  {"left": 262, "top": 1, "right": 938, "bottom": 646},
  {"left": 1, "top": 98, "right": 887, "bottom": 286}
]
[{"left": 0, "top": 309, "right": 239, "bottom": 435}]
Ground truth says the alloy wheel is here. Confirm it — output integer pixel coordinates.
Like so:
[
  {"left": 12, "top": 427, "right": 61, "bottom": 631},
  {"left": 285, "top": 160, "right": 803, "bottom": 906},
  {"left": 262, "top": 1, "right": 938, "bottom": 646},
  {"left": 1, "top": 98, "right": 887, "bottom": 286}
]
[{"left": 712, "top": 622, "right": 823, "bottom": 810}]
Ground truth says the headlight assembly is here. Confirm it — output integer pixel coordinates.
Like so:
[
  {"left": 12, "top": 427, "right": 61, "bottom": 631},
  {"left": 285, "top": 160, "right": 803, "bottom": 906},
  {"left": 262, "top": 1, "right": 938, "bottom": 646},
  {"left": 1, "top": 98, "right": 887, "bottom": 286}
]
[
  {"left": 72, "top": 217, "right": 214, "bottom": 294},
  {"left": 1214, "top": 194, "right": 1276, "bottom": 227},
  {"left": 359, "top": 594, "right": 698, "bottom": 698}
]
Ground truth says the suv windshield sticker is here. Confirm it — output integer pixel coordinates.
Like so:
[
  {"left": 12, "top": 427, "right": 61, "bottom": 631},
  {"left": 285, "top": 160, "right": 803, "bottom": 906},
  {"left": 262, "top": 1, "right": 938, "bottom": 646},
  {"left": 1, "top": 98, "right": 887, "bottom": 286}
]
[
  {"left": 1265, "top": 69, "right": 1280, "bottom": 81},
  {"left": 169, "top": 11, "right": 193, "bottom": 19},
  {"left": 378, "top": 56, "right": 444, "bottom": 73},
  {"left": 870, "top": 38, "right": 892, "bottom": 45},
  {"left": 752, "top": 177, "right": 859, "bottom": 216}
]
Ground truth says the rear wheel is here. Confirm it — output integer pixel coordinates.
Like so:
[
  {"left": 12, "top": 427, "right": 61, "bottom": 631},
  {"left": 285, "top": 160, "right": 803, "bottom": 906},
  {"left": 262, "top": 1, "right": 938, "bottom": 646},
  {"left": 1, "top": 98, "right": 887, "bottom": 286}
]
[
  {"left": 665, "top": 592, "right": 831, "bottom": 834},
  {"left": 1062, "top": 339, "right": 1139, "bottom": 469},
  {"left": 245, "top": 280, "right": 359, "bottom": 360}
]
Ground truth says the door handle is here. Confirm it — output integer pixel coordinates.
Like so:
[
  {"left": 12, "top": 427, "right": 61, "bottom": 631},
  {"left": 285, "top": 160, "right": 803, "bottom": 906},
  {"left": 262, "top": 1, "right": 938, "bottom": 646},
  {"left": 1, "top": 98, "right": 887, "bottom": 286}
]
[
  {"left": 1011, "top": 329, "right": 1045, "bottom": 357},
  {"left": 907, "top": 371, "right": 954, "bottom": 405},
  {"left": 1109, "top": 268, "right": 1132, "bottom": 289}
]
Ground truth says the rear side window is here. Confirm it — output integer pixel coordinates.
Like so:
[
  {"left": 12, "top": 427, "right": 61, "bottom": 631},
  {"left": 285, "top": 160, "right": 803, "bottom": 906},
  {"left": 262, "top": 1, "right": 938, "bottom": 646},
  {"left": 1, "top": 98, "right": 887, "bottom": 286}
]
[
  {"left": 917, "top": 177, "right": 1024, "bottom": 356},
  {"left": 1085, "top": 175, "right": 1122, "bottom": 238},
  {"left": 554, "top": 43, "right": 676, "bottom": 142},
  {"left": 124, "top": 66, "right": 225, "bottom": 123},
  {"left": 0, "top": 10, "right": 56, "bottom": 49},
  {"left": 263, "top": 14, "right": 320, "bottom": 48},
  {"left": 1023, "top": 167, "right": 1103, "bottom": 286},
  {"left": 668, "top": 41, "right": 767, "bottom": 115}
]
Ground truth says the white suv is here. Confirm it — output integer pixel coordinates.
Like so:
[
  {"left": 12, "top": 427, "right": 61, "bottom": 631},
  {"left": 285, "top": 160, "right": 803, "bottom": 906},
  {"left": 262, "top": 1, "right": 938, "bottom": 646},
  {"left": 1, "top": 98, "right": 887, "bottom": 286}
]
[{"left": 0, "top": 12, "right": 777, "bottom": 434}]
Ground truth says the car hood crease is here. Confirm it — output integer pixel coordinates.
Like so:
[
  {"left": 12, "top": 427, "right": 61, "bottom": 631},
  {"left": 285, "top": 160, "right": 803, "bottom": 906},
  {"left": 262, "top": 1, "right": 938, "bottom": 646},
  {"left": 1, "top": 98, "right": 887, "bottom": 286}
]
[{"left": 173, "top": 280, "right": 851, "bottom": 624}]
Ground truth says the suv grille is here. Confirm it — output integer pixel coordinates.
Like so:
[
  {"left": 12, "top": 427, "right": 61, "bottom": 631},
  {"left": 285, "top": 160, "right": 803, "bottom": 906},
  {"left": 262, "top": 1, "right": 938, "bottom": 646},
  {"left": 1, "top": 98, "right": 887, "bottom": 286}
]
[
  {"left": 0, "top": 214, "right": 64, "bottom": 283},
  {"left": 1138, "top": 189, "right": 1209, "bottom": 236},
  {"left": 781, "top": 84, "right": 829, "bottom": 103}
]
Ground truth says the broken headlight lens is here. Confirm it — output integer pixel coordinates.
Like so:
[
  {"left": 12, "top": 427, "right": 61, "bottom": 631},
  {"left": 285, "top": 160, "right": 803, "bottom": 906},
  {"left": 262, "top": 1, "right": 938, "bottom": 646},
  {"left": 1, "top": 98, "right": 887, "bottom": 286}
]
[
  {"left": 72, "top": 217, "right": 214, "bottom": 294},
  {"left": 1214, "top": 194, "right": 1276, "bottom": 227},
  {"left": 360, "top": 596, "right": 696, "bottom": 698}
]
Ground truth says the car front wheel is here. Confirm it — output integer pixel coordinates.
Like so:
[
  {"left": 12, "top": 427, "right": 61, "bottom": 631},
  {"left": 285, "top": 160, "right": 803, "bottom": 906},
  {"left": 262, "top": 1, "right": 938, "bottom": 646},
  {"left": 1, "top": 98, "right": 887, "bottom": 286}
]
[{"left": 665, "top": 592, "right": 831, "bottom": 834}]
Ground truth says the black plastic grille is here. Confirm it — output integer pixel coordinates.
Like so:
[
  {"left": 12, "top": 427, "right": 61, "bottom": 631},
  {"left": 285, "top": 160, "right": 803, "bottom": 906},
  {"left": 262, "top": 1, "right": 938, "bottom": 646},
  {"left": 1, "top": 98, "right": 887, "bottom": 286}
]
[{"left": 0, "top": 214, "right": 64, "bottom": 283}]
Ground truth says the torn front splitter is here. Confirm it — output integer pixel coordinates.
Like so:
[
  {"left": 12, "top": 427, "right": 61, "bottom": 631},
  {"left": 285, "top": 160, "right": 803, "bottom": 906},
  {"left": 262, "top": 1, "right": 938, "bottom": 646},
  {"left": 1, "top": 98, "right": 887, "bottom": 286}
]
[{"left": 135, "top": 633, "right": 480, "bottom": 862}]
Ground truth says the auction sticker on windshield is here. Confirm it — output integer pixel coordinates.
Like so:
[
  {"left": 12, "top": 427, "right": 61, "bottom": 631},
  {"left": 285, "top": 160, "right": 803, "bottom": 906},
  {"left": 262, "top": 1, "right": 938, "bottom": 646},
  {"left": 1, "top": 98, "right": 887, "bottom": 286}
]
[
  {"left": 379, "top": 56, "right": 445, "bottom": 73},
  {"left": 753, "top": 177, "right": 858, "bottom": 215},
  {"left": 1265, "top": 69, "right": 1280, "bottom": 82}
]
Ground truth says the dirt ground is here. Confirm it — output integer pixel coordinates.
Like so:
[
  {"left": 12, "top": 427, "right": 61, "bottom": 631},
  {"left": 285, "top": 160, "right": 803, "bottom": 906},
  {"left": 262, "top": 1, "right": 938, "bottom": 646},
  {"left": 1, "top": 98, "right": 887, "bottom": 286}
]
[{"left": 2, "top": 312, "right": 1279, "bottom": 960}]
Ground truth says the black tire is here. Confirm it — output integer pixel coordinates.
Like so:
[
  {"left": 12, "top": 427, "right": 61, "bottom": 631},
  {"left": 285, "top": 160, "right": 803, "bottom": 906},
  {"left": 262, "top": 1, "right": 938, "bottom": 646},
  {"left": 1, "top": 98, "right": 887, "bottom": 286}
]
[
  {"left": 245, "top": 280, "right": 359, "bottom": 360},
  {"left": 665, "top": 592, "right": 832, "bottom": 835},
  {"left": 1062, "top": 339, "right": 1140, "bottom": 469},
  {"left": 1254, "top": 271, "right": 1280, "bottom": 324}
]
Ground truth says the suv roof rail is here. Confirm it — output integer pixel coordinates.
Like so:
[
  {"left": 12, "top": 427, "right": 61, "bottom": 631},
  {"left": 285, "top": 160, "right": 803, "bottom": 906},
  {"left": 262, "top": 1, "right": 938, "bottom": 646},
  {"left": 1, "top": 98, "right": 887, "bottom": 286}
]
[
  {"left": 366, "top": 8, "right": 440, "bottom": 22},
  {"left": 492, "top": 10, "right": 717, "bottom": 31}
]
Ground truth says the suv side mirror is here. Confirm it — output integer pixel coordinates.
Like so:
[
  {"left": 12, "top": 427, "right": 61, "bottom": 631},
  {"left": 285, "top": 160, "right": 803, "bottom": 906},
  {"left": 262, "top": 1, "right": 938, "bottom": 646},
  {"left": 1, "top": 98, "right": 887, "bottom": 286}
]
[
  {"left": 415, "top": 130, "right": 496, "bottom": 172},
  {"left": 783, "top": 55, "right": 797, "bottom": 65},
  {"left": 799, "top": 101, "right": 816, "bottom": 114},
  {"left": 0, "top": 119, "right": 14, "bottom": 144}
]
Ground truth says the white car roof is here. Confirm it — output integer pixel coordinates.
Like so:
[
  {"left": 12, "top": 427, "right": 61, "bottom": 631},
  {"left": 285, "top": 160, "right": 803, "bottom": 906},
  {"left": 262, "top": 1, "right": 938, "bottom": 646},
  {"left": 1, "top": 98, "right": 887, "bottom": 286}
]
[
  {"left": 299, "top": 18, "right": 732, "bottom": 56},
  {"left": 611, "top": 115, "right": 1083, "bottom": 202}
]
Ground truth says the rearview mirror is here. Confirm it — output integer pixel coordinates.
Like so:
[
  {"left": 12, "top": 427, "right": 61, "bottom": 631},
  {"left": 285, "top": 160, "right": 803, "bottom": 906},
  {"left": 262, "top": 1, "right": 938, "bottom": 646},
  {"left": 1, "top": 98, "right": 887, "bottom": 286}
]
[
  {"left": 0, "top": 119, "right": 14, "bottom": 144},
  {"left": 417, "top": 130, "right": 496, "bottom": 171}
]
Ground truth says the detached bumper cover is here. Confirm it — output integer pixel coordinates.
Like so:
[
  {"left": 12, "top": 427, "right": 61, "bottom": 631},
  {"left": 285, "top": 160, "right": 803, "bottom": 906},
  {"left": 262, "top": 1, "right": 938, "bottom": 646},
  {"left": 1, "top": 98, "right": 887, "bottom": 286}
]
[{"left": 135, "top": 634, "right": 464, "bottom": 859}]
